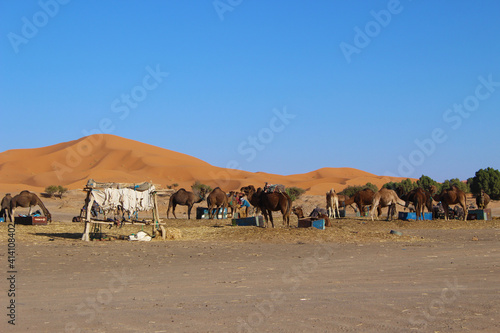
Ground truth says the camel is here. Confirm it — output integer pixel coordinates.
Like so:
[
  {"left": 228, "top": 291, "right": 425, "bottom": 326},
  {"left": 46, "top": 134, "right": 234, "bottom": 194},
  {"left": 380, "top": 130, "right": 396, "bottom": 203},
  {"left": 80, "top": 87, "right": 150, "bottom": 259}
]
[
  {"left": 476, "top": 189, "right": 490, "bottom": 209},
  {"left": 326, "top": 189, "right": 340, "bottom": 218},
  {"left": 240, "top": 185, "right": 262, "bottom": 216},
  {"left": 207, "top": 187, "right": 228, "bottom": 219},
  {"left": 241, "top": 185, "right": 292, "bottom": 228},
  {"left": 10, "top": 190, "right": 52, "bottom": 222},
  {"left": 399, "top": 187, "right": 433, "bottom": 220},
  {"left": 407, "top": 188, "right": 427, "bottom": 220},
  {"left": 1, "top": 193, "right": 12, "bottom": 222},
  {"left": 370, "top": 188, "right": 409, "bottom": 221},
  {"left": 344, "top": 188, "right": 382, "bottom": 217},
  {"left": 434, "top": 186, "right": 468, "bottom": 221},
  {"left": 292, "top": 206, "right": 331, "bottom": 227},
  {"left": 167, "top": 187, "right": 207, "bottom": 219}
]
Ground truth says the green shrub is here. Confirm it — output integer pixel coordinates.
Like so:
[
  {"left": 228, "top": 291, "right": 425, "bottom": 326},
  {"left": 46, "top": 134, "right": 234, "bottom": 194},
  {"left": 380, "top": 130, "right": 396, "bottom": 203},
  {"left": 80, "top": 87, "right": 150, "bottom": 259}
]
[
  {"left": 44, "top": 185, "right": 68, "bottom": 198},
  {"left": 285, "top": 187, "right": 306, "bottom": 202},
  {"left": 191, "top": 181, "right": 212, "bottom": 194},
  {"left": 468, "top": 167, "right": 500, "bottom": 199},
  {"left": 57, "top": 185, "right": 68, "bottom": 197},
  {"left": 340, "top": 183, "right": 378, "bottom": 198},
  {"left": 45, "top": 185, "right": 59, "bottom": 197}
]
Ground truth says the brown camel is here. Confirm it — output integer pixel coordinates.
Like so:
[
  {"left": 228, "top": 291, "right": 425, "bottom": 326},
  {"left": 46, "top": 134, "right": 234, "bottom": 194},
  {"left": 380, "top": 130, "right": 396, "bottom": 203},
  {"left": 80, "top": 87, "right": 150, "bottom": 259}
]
[
  {"left": 344, "top": 188, "right": 382, "bottom": 217},
  {"left": 326, "top": 189, "right": 340, "bottom": 218},
  {"left": 370, "top": 188, "right": 409, "bottom": 221},
  {"left": 11, "top": 190, "right": 52, "bottom": 222},
  {"left": 434, "top": 186, "right": 468, "bottom": 221},
  {"left": 399, "top": 187, "right": 434, "bottom": 220},
  {"left": 167, "top": 188, "right": 207, "bottom": 219},
  {"left": 292, "top": 206, "right": 331, "bottom": 227},
  {"left": 1, "top": 193, "right": 13, "bottom": 222},
  {"left": 207, "top": 187, "right": 228, "bottom": 219},
  {"left": 407, "top": 188, "right": 427, "bottom": 220},
  {"left": 241, "top": 185, "right": 292, "bottom": 228},
  {"left": 476, "top": 189, "right": 490, "bottom": 209},
  {"left": 240, "top": 185, "right": 262, "bottom": 216}
]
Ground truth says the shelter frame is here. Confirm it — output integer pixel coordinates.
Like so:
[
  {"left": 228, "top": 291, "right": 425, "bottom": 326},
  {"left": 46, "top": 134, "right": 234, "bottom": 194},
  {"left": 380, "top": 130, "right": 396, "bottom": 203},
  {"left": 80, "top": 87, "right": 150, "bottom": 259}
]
[{"left": 80, "top": 180, "right": 164, "bottom": 241}]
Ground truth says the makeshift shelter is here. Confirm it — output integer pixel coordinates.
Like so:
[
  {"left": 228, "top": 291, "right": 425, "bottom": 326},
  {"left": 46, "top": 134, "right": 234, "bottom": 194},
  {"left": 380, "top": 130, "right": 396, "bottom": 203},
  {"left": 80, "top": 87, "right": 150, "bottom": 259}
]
[{"left": 81, "top": 179, "right": 163, "bottom": 241}]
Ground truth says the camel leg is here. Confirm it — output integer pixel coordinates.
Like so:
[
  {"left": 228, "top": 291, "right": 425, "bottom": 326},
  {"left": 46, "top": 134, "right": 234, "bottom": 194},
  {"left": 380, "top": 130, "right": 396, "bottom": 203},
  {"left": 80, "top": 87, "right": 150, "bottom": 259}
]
[
  {"left": 172, "top": 203, "right": 177, "bottom": 219},
  {"left": 370, "top": 200, "right": 379, "bottom": 221},
  {"left": 187, "top": 205, "right": 192, "bottom": 219},
  {"left": 442, "top": 203, "right": 449, "bottom": 221},
  {"left": 82, "top": 196, "right": 95, "bottom": 241},
  {"left": 268, "top": 210, "right": 274, "bottom": 228}
]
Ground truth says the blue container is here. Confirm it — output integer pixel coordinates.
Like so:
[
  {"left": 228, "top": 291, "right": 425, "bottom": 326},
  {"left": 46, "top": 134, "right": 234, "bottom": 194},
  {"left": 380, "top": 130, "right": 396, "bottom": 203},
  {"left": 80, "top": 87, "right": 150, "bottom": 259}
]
[
  {"left": 399, "top": 212, "right": 432, "bottom": 220},
  {"left": 312, "top": 219, "right": 325, "bottom": 230},
  {"left": 196, "top": 207, "right": 228, "bottom": 219},
  {"left": 232, "top": 216, "right": 265, "bottom": 227}
]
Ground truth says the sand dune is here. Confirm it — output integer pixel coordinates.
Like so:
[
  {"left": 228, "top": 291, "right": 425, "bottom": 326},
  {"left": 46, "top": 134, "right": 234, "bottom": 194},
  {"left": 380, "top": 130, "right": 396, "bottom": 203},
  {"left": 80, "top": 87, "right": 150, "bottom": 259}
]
[{"left": 0, "top": 134, "right": 412, "bottom": 195}]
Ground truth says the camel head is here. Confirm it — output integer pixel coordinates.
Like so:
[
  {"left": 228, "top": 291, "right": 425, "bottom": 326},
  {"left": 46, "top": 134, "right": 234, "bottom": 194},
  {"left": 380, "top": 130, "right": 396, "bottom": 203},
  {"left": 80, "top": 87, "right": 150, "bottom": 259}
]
[
  {"left": 240, "top": 185, "right": 256, "bottom": 196},
  {"left": 292, "top": 206, "right": 304, "bottom": 218}
]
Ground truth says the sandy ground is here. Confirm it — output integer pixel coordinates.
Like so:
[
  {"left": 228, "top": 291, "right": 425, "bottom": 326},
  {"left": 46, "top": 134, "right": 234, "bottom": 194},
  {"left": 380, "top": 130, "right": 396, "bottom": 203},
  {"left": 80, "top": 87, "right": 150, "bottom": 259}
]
[{"left": 1, "top": 191, "right": 500, "bottom": 332}]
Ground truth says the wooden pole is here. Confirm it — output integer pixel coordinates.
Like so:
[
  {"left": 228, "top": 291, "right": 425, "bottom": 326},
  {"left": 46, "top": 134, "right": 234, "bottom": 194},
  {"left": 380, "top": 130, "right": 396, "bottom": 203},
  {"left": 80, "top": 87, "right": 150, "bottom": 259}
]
[{"left": 82, "top": 192, "right": 94, "bottom": 241}]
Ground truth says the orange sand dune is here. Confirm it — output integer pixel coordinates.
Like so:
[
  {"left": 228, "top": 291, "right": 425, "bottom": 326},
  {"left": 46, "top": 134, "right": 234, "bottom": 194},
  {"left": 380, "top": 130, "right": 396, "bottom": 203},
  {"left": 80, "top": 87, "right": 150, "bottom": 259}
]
[{"left": 0, "top": 134, "right": 412, "bottom": 195}]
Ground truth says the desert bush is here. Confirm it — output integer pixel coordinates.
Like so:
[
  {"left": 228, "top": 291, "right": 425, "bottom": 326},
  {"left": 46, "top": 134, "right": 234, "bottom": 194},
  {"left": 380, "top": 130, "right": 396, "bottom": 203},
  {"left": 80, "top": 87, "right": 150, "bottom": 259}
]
[
  {"left": 45, "top": 185, "right": 59, "bottom": 197},
  {"left": 57, "top": 185, "right": 68, "bottom": 197},
  {"left": 191, "top": 181, "right": 212, "bottom": 194},
  {"left": 383, "top": 178, "right": 416, "bottom": 193},
  {"left": 44, "top": 185, "right": 68, "bottom": 198},
  {"left": 285, "top": 187, "right": 306, "bottom": 202},
  {"left": 340, "top": 183, "right": 378, "bottom": 197}
]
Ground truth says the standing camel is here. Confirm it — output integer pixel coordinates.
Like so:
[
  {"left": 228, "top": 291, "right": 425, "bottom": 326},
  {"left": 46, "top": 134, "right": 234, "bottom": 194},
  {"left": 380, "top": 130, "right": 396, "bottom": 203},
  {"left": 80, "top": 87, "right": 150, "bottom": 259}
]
[
  {"left": 476, "top": 189, "right": 490, "bottom": 209},
  {"left": 434, "top": 186, "right": 468, "bottom": 221},
  {"left": 240, "top": 185, "right": 262, "bottom": 216},
  {"left": 344, "top": 188, "right": 382, "bottom": 217},
  {"left": 399, "top": 187, "right": 433, "bottom": 220},
  {"left": 10, "top": 190, "right": 52, "bottom": 222},
  {"left": 167, "top": 188, "right": 207, "bottom": 219},
  {"left": 241, "top": 185, "right": 292, "bottom": 228},
  {"left": 326, "top": 189, "right": 340, "bottom": 218},
  {"left": 207, "top": 187, "right": 228, "bottom": 219},
  {"left": 370, "top": 188, "right": 409, "bottom": 221},
  {"left": 1, "top": 193, "right": 13, "bottom": 222}
]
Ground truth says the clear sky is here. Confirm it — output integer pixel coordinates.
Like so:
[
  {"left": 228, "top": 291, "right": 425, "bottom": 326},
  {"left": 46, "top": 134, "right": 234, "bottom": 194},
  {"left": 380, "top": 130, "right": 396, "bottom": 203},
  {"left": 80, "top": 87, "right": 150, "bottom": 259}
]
[{"left": 1, "top": 0, "right": 499, "bottom": 183}]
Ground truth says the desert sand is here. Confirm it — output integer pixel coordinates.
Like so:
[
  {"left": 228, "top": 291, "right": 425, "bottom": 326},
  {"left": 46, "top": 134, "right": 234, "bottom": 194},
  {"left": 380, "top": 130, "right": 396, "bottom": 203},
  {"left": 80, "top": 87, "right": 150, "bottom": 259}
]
[
  {"left": 1, "top": 136, "right": 499, "bottom": 332},
  {"left": 0, "top": 134, "right": 412, "bottom": 194}
]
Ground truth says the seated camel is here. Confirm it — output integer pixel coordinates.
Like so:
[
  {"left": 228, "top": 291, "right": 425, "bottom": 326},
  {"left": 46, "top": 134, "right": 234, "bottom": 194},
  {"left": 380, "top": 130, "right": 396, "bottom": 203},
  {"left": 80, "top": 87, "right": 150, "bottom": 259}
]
[{"left": 292, "top": 206, "right": 331, "bottom": 227}]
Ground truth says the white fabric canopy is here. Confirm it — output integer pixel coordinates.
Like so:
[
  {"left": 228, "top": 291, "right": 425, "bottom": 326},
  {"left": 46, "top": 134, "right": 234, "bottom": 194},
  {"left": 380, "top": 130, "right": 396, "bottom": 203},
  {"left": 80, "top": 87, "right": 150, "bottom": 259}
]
[{"left": 90, "top": 186, "right": 156, "bottom": 212}]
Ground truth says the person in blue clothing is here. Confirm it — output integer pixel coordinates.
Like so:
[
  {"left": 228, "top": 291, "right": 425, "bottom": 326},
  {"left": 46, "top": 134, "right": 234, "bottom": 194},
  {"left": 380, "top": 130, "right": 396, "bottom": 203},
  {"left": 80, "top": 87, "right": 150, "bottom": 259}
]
[{"left": 237, "top": 192, "right": 251, "bottom": 217}]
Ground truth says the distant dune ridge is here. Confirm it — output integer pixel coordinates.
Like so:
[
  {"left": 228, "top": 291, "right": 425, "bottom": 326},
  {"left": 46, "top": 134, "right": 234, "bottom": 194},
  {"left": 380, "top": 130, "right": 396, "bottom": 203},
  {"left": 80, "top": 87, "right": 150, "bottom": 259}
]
[{"left": 0, "top": 134, "right": 410, "bottom": 194}]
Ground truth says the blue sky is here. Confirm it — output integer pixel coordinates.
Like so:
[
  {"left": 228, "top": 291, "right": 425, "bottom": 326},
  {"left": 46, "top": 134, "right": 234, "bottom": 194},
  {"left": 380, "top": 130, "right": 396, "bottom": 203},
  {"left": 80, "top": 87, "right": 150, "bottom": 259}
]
[{"left": 1, "top": 0, "right": 499, "bottom": 182}]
